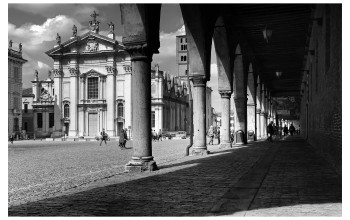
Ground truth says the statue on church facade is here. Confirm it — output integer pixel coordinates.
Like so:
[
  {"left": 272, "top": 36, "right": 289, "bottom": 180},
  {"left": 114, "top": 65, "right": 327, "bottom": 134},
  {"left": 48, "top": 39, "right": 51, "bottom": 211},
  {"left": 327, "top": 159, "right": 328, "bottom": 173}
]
[
  {"left": 34, "top": 70, "right": 38, "bottom": 80},
  {"left": 9, "top": 40, "right": 12, "bottom": 48},
  {"left": 72, "top": 25, "right": 77, "bottom": 37},
  {"left": 19, "top": 43, "right": 22, "bottom": 52},
  {"left": 56, "top": 33, "right": 61, "bottom": 45},
  {"left": 108, "top": 21, "right": 115, "bottom": 33}
]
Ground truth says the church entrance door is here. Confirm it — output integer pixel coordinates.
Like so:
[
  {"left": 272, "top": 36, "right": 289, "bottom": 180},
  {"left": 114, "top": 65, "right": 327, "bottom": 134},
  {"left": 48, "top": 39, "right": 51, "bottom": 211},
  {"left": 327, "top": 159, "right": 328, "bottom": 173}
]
[{"left": 88, "top": 113, "right": 98, "bottom": 136}]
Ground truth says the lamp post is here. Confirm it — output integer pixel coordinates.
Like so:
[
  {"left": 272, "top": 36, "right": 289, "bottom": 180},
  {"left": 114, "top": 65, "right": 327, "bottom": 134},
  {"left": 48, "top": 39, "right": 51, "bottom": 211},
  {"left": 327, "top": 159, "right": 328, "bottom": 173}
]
[{"left": 262, "top": 25, "right": 273, "bottom": 43}]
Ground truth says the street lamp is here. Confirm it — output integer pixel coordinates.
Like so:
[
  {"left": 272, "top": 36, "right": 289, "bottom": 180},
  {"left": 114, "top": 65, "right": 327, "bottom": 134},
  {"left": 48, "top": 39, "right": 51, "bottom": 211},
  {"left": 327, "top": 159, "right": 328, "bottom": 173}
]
[
  {"left": 262, "top": 25, "right": 273, "bottom": 43},
  {"left": 276, "top": 71, "right": 282, "bottom": 78}
]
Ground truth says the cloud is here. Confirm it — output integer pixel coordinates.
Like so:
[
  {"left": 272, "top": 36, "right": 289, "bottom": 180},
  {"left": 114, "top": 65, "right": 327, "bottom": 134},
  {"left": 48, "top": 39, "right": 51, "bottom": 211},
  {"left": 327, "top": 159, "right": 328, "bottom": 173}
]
[
  {"left": 8, "top": 15, "right": 89, "bottom": 88},
  {"left": 9, "top": 4, "right": 101, "bottom": 24},
  {"left": 157, "top": 25, "right": 185, "bottom": 57}
]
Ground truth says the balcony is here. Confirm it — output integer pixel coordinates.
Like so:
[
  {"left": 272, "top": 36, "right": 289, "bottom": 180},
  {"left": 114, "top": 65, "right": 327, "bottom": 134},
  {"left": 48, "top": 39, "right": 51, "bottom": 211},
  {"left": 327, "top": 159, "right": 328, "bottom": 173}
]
[
  {"left": 32, "top": 100, "right": 55, "bottom": 108},
  {"left": 78, "top": 99, "right": 107, "bottom": 107}
]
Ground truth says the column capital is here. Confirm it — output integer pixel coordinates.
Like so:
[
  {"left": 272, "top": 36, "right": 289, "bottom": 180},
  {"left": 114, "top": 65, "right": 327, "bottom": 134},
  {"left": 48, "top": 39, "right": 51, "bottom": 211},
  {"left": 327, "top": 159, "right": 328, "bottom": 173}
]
[
  {"left": 52, "top": 69, "right": 63, "bottom": 78},
  {"left": 105, "top": 66, "right": 116, "bottom": 75},
  {"left": 69, "top": 67, "right": 79, "bottom": 77},
  {"left": 219, "top": 90, "right": 232, "bottom": 98},
  {"left": 124, "top": 43, "right": 153, "bottom": 62},
  {"left": 190, "top": 75, "right": 207, "bottom": 87},
  {"left": 256, "top": 108, "right": 261, "bottom": 114}
]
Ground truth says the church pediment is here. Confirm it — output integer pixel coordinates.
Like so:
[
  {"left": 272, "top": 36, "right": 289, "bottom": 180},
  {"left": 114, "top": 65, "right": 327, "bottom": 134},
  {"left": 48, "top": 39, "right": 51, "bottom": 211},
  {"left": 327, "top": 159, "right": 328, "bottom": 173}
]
[{"left": 46, "top": 32, "right": 123, "bottom": 56}]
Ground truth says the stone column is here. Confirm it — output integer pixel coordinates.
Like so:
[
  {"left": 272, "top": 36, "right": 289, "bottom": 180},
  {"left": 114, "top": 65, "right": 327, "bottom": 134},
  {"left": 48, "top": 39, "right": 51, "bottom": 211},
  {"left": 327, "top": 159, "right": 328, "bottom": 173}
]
[
  {"left": 106, "top": 66, "right": 116, "bottom": 136},
  {"left": 260, "top": 112, "right": 265, "bottom": 139},
  {"left": 124, "top": 45, "right": 158, "bottom": 172},
  {"left": 219, "top": 90, "right": 232, "bottom": 148},
  {"left": 256, "top": 108, "right": 261, "bottom": 139},
  {"left": 191, "top": 75, "right": 208, "bottom": 155},
  {"left": 233, "top": 96, "right": 247, "bottom": 144},
  {"left": 69, "top": 68, "right": 79, "bottom": 136}
]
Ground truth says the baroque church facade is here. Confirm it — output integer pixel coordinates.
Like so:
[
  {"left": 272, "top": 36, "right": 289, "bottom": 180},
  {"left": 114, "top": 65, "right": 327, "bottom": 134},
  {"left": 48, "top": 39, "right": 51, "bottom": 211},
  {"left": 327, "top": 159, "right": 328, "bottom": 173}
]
[{"left": 40, "top": 12, "right": 189, "bottom": 138}]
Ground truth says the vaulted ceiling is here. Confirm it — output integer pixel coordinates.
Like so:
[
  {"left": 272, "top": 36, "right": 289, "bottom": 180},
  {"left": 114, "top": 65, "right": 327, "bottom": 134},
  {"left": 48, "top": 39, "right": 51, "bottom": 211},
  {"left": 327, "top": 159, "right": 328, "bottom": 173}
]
[{"left": 222, "top": 4, "right": 313, "bottom": 97}]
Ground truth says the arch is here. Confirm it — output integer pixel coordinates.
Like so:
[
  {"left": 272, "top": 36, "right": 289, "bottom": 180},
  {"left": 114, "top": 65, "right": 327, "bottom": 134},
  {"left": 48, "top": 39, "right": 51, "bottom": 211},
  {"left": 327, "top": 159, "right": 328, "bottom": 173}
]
[
  {"left": 213, "top": 16, "right": 233, "bottom": 92},
  {"left": 247, "top": 63, "right": 255, "bottom": 105}
]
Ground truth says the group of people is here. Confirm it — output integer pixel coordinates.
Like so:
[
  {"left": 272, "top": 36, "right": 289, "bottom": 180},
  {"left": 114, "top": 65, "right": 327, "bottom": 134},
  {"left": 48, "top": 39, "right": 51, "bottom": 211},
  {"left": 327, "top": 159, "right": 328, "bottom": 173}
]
[
  {"left": 267, "top": 122, "right": 299, "bottom": 142},
  {"left": 99, "top": 128, "right": 128, "bottom": 149},
  {"left": 152, "top": 130, "right": 163, "bottom": 141},
  {"left": 208, "top": 125, "right": 220, "bottom": 145}
]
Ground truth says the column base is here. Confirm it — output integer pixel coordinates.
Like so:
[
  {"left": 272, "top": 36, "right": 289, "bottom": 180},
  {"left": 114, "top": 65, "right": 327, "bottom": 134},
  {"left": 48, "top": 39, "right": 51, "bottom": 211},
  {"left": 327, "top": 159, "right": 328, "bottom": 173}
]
[
  {"left": 191, "top": 148, "right": 209, "bottom": 156},
  {"left": 219, "top": 142, "right": 232, "bottom": 149},
  {"left": 124, "top": 160, "right": 159, "bottom": 173}
]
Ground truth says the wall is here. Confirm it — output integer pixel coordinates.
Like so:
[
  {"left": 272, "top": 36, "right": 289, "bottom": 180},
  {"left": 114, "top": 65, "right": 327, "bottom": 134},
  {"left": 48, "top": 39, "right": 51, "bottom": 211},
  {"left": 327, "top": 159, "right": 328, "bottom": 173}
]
[{"left": 300, "top": 4, "right": 341, "bottom": 174}]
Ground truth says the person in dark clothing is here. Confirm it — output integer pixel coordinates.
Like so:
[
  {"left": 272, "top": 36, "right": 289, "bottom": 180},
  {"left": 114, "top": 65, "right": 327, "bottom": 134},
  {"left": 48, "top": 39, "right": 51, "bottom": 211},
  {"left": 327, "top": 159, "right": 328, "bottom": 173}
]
[
  {"left": 267, "top": 121, "right": 274, "bottom": 142},
  {"left": 9, "top": 134, "right": 14, "bottom": 144},
  {"left": 283, "top": 125, "right": 288, "bottom": 136},
  {"left": 216, "top": 127, "right": 220, "bottom": 144},
  {"left": 100, "top": 128, "right": 108, "bottom": 146},
  {"left": 119, "top": 129, "right": 126, "bottom": 149},
  {"left": 289, "top": 123, "right": 296, "bottom": 136}
]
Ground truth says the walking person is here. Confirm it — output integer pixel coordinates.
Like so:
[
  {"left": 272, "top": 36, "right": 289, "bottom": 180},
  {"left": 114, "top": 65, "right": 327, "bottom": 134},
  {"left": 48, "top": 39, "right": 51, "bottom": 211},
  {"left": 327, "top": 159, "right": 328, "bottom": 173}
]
[
  {"left": 267, "top": 121, "right": 273, "bottom": 142},
  {"left": 283, "top": 125, "right": 288, "bottom": 136},
  {"left": 9, "top": 133, "right": 14, "bottom": 144},
  {"left": 119, "top": 129, "right": 126, "bottom": 149},
  {"left": 100, "top": 128, "right": 108, "bottom": 146},
  {"left": 208, "top": 125, "right": 214, "bottom": 145},
  {"left": 158, "top": 129, "right": 162, "bottom": 141},
  {"left": 216, "top": 127, "right": 221, "bottom": 144},
  {"left": 289, "top": 123, "right": 296, "bottom": 136}
]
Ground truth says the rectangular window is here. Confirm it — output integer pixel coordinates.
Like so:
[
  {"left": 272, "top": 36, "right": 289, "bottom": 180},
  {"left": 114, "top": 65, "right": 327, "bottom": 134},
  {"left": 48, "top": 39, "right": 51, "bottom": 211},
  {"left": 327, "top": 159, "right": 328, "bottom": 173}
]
[
  {"left": 88, "top": 77, "right": 99, "bottom": 99},
  {"left": 37, "top": 113, "right": 43, "bottom": 128},
  {"left": 151, "top": 111, "right": 155, "bottom": 127},
  {"left": 49, "top": 113, "right": 54, "bottom": 128},
  {"left": 24, "top": 103, "right": 28, "bottom": 113}
]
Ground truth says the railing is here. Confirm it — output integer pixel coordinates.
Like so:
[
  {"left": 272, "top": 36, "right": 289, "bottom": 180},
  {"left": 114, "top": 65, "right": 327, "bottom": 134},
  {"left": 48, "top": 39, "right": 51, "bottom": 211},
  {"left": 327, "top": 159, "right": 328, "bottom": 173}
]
[
  {"left": 33, "top": 100, "right": 55, "bottom": 106},
  {"left": 80, "top": 99, "right": 106, "bottom": 104}
]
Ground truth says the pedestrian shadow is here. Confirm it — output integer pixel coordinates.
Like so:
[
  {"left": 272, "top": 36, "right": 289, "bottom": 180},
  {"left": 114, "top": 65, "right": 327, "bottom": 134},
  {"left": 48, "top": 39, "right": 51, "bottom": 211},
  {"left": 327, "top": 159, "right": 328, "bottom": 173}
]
[{"left": 8, "top": 139, "right": 341, "bottom": 216}]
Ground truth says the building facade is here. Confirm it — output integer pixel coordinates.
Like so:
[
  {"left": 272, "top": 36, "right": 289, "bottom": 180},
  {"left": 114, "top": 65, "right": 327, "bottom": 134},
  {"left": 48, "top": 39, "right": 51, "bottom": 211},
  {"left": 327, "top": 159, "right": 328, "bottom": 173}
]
[
  {"left": 22, "top": 87, "right": 35, "bottom": 138},
  {"left": 151, "top": 65, "right": 189, "bottom": 134},
  {"left": 8, "top": 41, "right": 27, "bottom": 137},
  {"left": 43, "top": 13, "right": 190, "bottom": 138}
]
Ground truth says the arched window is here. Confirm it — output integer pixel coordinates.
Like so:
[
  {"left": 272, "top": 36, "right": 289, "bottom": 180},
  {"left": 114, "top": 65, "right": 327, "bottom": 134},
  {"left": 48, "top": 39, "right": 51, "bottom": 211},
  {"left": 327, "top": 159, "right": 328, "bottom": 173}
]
[
  {"left": 118, "top": 103, "right": 124, "bottom": 118},
  {"left": 64, "top": 104, "right": 70, "bottom": 118},
  {"left": 184, "top": 56, "right": 187, "bottom": 62},
  {"left": 181, "top": 56, "right": 183, "bottom": 61}
]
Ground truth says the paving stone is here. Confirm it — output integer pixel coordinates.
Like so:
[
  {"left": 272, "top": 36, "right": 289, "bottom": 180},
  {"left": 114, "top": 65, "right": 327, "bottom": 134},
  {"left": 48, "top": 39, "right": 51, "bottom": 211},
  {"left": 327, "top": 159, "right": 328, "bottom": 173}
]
[{"left": 8, "top": 136, "right": 341, "bottom": 216}]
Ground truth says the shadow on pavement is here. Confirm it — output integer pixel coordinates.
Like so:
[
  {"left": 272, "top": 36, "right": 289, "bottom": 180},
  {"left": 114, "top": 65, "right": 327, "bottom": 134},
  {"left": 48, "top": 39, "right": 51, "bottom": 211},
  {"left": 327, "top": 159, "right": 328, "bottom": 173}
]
[{"left": 8, "top": 137, "right": 341, "bottom": 216}]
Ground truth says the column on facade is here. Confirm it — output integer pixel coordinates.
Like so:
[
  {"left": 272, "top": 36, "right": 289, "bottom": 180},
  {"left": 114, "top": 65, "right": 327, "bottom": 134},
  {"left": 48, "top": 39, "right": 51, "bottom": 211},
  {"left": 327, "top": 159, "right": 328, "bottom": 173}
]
[
  {"left": 53, "top": 68, "right": 63, "bottom": 136},
  {"left": 191, "top": 75, "right": 208, "bottom": 155},
  {"left": 68, "top": 67, "right": 79, "bottom": 137},
  {"left": 106, "top": 67, "right": 116, "bottom": 136},
  {"left": 219, "top": 90, "right": 232, "bottom": 148},
  {"left": 78, "top": 77, "right": 84, "bottom": 136}
]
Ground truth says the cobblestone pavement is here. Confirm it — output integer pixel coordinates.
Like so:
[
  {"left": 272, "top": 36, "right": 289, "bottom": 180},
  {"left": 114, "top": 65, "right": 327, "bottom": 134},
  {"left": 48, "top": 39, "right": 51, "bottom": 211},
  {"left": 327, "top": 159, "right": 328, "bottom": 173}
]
[{"left": 8, "top": 136, "right": 341, "bottom": 216}]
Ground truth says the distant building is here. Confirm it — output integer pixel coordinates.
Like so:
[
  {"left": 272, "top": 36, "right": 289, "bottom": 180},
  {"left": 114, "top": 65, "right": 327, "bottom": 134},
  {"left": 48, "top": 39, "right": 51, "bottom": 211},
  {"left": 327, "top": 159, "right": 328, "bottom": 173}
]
[
  {"left": 151, "top": 65, "right": 189, "bottom": 134},
  {"left": 22, "top": 87, "right": 35, "bottom": 138},
  {"left": 8, "top": 40, "right": 27, "bottom": 137},
  {"left": 176, "top": 35, "right": 212, "bottom": 133},
  {"left": 176, "top": 35, "right": 188, "bottom": 78}
]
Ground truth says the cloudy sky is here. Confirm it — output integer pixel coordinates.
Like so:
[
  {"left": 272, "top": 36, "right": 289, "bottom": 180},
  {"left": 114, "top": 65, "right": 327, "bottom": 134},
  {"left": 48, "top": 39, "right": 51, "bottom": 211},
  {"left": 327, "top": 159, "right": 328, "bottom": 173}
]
[{"left": 8, "top": 3, "right": 221, "bottom": 112}]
